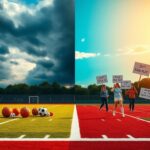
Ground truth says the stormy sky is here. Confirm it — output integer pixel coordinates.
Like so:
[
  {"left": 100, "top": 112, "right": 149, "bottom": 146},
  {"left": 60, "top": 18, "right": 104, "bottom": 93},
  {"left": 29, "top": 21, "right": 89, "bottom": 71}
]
[{"left": 0, "top": 0, "right": 75, "bottom": 87}]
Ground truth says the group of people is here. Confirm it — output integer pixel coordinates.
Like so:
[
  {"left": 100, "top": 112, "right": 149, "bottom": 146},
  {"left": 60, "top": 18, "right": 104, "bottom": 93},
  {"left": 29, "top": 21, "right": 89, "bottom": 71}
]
[{"left": 99, "top": 83, "right": 138, "bottom": 117}]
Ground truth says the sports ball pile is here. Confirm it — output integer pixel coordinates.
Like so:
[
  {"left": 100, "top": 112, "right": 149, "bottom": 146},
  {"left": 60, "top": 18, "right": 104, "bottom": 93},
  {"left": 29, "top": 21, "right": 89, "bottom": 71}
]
[
  {"left": 2, "top": 107, "right": 54, "bottom": 118},
  {"left": 32, "top": 107, "right": 54, "bottom": 117}
]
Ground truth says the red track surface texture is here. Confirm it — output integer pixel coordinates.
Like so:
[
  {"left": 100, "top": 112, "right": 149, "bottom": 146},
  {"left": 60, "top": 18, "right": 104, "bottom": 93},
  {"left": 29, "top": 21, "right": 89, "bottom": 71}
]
[
  {"left": 0, "top": 104, "right": 150, "bottom": 149},
  {"left": 0, "top": 141, "right": 150, "bottom": 150},
  {"left": 77, "top": 105, "right": 150, "bottom": 138}
]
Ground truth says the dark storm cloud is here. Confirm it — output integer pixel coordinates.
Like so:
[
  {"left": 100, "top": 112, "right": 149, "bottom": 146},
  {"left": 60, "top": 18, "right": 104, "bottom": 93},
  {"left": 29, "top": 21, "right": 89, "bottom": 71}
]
[
  {"left": 10, "top": 60, "right": 18, "bottom": 65},
  {"left": 0, "top": 0, "right": 74, "bottom": 86},
  {"left": 0, "top": 55, "right": 7, "bottom": 62},
  {"left": 0, "top": 64, "right": 11, "bottom": 80},
  {"left": 37, "top": 59, "right": 54, "bottom": 69},
  {"left": 26, "top": 46, "right": 47, "bottom": 57},
  {"left": 0, "top": 45, "right": 9, "bottom": 54}
]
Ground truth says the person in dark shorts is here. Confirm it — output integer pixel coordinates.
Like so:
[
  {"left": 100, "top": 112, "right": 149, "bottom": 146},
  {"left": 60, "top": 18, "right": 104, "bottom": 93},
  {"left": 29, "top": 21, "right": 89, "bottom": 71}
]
[
  {"left": 99, "top": 84, "right": 109, "bottom": 112},
  {"left": 126, "top": 84, "right": 138, "bottom": 112}
]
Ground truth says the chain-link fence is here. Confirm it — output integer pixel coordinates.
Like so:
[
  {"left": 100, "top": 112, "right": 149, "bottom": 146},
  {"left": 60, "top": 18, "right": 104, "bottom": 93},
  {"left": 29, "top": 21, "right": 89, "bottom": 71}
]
[{"left": 0, "top": 95, "right": 149, "bottom": 104}]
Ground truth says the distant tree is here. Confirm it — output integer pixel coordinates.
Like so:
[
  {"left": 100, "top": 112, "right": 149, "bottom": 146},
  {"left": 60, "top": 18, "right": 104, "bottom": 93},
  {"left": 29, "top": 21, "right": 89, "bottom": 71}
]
[
  {"left": 5, "top": 84, "right": 29, "bottom": 94},
  {"left": 75, "top": 85, "right": 88, "bottom": 95},
  {"left": 0, "top": 87, "right": 4, "bottom": 94},
  {"left": 0, "top": 78, "right": 149, "bottom": 95},
  {"left": 88, "top": 84, "right": 100, "bottom": 95},
  {"left": 134, "top": 78, "right": 150, "bottom": 92}
]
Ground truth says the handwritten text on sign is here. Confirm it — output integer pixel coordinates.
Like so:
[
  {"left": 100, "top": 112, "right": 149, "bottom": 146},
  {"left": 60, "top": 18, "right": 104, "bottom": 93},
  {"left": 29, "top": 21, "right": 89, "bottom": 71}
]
[
  {"left": 133, "top": 62, "right": 150, "bottom": 76},
  {"left": 96, "top": 75, "right": 108, "bottom": 84},
  {"left": 121, "top": 80, "right": 131, "bottom": 89},
  {"left": 113, "top": 75, "right": 123, "bottom": 83},
  {"left": 139, "top": 88, "right": 150, "bottom": 100}
]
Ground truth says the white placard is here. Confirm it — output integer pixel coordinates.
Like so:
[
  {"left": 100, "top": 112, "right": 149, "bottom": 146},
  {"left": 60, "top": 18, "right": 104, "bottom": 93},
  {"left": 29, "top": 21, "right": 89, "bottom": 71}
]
[
  {"left": 96, "top": 75, "right": 108, "bottom": 84},
  {"left": 113, "top": 75, "right": 123, "bottom": 83},
  {"left": 121, "top": 80, "right": 131, "bottom": 89},
  {"left": 133, "top": 62, "right": 150, "bottom": 76},
  {"left": 139, "top": 88, "right": 150, "bottom": 100}
]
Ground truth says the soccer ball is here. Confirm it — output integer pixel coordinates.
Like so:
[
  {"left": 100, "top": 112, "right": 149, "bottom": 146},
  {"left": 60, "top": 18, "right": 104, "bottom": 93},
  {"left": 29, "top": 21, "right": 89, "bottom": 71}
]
[
  {"left": 10, "top": 112, "right": 16, "bottom": 118},
  {"left": 38, "top": 107, "right": 49, "bottom": 117}
]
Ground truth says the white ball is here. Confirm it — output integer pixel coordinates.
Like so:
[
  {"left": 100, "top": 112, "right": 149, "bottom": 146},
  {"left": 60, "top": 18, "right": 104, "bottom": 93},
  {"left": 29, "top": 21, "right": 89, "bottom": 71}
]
[
  {"left": 38, "top": 107, "right": 48, "bottom": 117},
  {"left": 10, "top": 113, "right": 16, "bottom": 118}
]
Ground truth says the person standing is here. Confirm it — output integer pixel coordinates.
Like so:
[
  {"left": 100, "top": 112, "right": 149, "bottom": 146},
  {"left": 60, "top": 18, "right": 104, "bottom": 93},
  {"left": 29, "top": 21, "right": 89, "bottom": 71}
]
[
  {"left": 111, "top": 83, "right": 125, "bottom": 117},
  {"left": 99, "top": 84, "right": 109, "bottom": 112},
  {"left": 126, "top": 84, "right": 138, "bottom": 112}
]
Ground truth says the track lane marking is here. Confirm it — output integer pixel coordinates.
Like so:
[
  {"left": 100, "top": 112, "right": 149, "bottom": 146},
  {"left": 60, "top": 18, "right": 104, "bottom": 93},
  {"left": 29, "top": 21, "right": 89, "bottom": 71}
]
[
  {"left": 102, "top": 135, "right": 108, "bottom": 139},
  {"left": 115, "top": 111, "right": 150, "bottom": 123},
  {"left": 127, "top": 135, "right": 135, "bottom": 139},
  {"left": 117, "top": 119, "right": 121, "bottom": 122}
]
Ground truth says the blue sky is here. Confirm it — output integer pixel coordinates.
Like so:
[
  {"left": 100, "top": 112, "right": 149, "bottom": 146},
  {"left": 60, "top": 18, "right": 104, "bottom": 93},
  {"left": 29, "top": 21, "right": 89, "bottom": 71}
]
[
  {"left": 22, "top": 0, "right": 38, "bottom": 5},
  {"left": 76, "top": 0, "right": 150, "bottom": 86}
]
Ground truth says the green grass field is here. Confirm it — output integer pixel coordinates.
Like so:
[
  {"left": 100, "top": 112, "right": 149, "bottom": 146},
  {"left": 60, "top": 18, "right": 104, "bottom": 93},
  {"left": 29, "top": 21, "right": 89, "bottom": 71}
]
[{"left": 0, "top": 104, "right": 74, "bottom": 138}]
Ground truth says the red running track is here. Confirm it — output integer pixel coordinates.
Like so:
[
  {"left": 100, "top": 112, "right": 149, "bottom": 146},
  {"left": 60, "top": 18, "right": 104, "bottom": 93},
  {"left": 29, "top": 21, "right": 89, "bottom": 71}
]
[
  {"left": 77, "top": 105, "right": 150, "bottom": 138},
  {"left": 0, "top": 141, "right": 150, "bottom": 150}
]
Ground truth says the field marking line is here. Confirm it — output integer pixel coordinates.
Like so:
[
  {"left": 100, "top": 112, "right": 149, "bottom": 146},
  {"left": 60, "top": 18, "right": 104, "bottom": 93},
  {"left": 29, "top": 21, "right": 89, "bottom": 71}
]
[
  {"left": 102, "top": 135, "right": 108, "bottom": 139},
  {"left": 101, "top": 119, "right": 105, "bottom": 122},
  {"left": 18, "top": 135, "right": 26, "bottom": 139},
  {"left": 115, "top": 111, "right": 150, "bottom": 123},
  {"left": 0, "top": 138, "right": 150, "bottom": 141},
  {"left": 0, "top": 118, "right": 19, "bottom": 125},
  {"left": 117, "top": 119, "right": 122, "bottom": 122},
  {"left": 44, "top": 135, "right": 50, "bottom": 139},
  {"left": 127, "top": 135, "right": 135, "bottom": 139},
  {"left": 31, "top": 119, "right": 36, "bottom": 122},
  {"left": 70, "top": 104, "right": 81, "bottom": 140}
]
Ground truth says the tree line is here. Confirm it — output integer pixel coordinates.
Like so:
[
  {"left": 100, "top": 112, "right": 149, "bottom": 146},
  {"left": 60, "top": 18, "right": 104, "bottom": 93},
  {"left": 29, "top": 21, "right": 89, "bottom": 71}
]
[{"left": 0, "top": 78, "right": 149, "bottom": 95}]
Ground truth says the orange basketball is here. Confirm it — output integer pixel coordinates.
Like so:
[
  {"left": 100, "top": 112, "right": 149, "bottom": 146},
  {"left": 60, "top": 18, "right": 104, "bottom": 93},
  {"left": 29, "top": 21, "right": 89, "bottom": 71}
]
[
  {"left": 20, "top": 107, "right": 30, "bottom": 118},
  {"left": 50, "top": 112, "right": 53, "bottom": 116},
  {"left": 32, "top": 108, "right": 38, "bottom": 116},
  {"left": 12, "top": 108, "right": 20, "bottom": 116},
  {"left": 2, "top": 107, "right": 12, "bottom": 118}
]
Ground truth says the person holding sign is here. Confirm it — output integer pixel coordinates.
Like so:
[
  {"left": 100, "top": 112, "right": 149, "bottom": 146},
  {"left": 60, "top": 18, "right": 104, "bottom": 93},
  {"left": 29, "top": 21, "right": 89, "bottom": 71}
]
[
  {"left": 125, "top": 84, "right": 138, "bottom": 112},
  {"left": 99, "top": 85, "right": 109, "bottom": 112},
  {"left": 111, "top": 83, "right": 125, "bottom": 117}
]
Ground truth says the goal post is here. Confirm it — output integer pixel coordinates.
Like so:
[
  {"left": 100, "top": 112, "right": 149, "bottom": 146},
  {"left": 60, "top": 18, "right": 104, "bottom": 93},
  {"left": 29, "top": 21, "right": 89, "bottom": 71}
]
[{"left": 29, "top": 96, "right": 39, "bottom": 104}]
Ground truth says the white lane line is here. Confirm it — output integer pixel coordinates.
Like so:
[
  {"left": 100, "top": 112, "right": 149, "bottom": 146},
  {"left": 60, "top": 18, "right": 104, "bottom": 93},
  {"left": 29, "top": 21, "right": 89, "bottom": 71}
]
[
  {"left": 18, "top": 135, "right": 26, "bottom": 139},
  {"left": 48, "top": 119, "right": 52, "bottom": 122},
  {"left": 127, "top": 135, "right": 135, "bottom": 139},
  {"left": 101, "top": 119, "right": 105, "bottom": 122},
  {"left": 115, "top": 111, "right": 150, "bottom": 123},
  {"left": 102, "top": 135, "right": 108, "bottom": 139},
  {"left": 44, "top": 135, "right": 50, "bottom": 139},
  {"left": 70, "top": 105, "right": 80, "bottom": 140},
  {"left": 0, "top": 118, "right": 19, "bottom": 125},
  {"left": 117, "top": 119, "right": 122, "bottom": 122},
  {"left": 31, "top": 119, "right": 36, "bottom": 122},
  {"left": 0, "top": 138, "right": 150, "bottom": 141}
]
